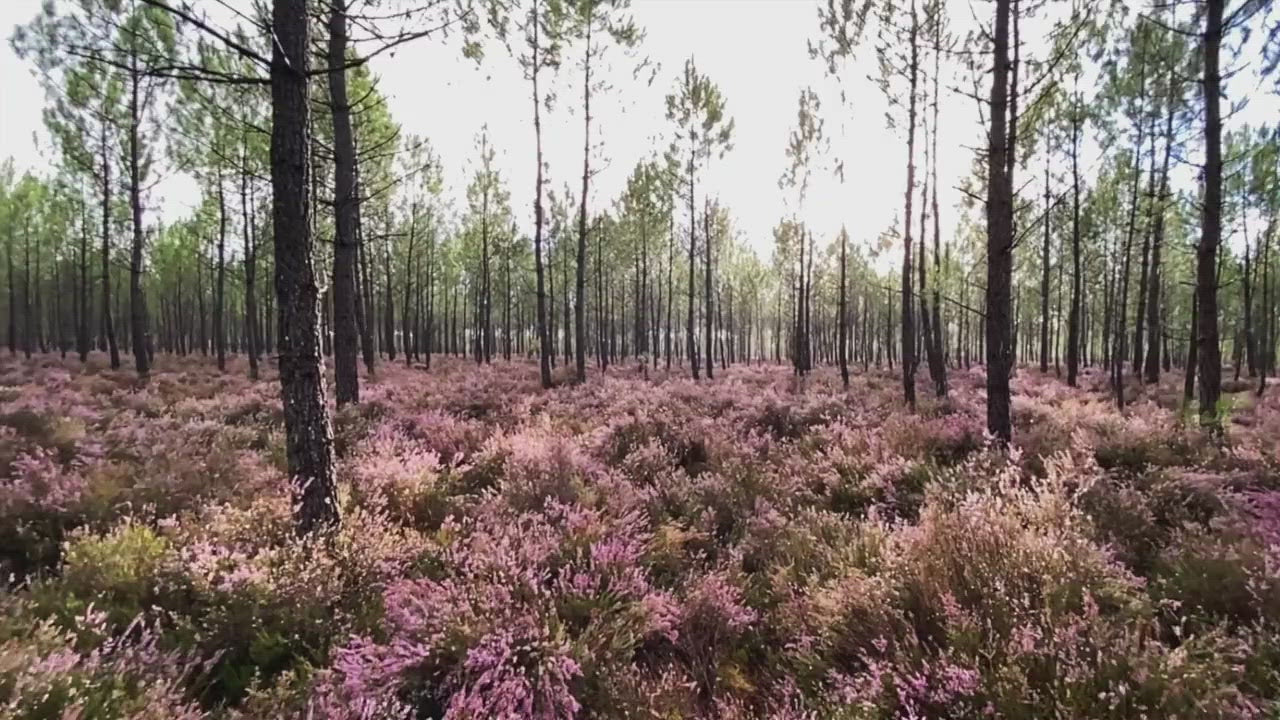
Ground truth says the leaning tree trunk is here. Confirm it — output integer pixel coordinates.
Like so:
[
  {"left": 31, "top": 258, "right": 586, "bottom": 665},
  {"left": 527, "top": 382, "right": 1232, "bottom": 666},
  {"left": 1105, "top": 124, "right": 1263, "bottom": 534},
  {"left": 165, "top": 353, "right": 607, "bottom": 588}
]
[{"left": 271, "top": 0, "right": 338, "bottom": 534}]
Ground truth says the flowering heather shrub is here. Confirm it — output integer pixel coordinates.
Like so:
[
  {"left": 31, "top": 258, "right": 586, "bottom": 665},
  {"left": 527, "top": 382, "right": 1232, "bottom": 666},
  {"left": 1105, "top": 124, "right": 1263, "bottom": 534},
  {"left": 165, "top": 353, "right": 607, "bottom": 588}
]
[
  {"left": 1, "top": 356, "right": 1279, "bottom": 719},
  {"left": 0, "top": 608, "right": 208, "bottom": 720}
]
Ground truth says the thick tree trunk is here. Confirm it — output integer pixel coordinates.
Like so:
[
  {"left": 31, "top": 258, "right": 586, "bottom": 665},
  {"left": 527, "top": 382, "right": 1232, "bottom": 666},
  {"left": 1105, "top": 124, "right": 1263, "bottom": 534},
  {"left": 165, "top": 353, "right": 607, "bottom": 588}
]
[
  {"left": 985, "top": 0, "right": 1014, "bottom": 442},
  {"left": 1197, "top": 0, "right": 1224, "bottom": 431},
  {"left": 328, "top": 0, "right": 361, "bottom": 405},
  {"left": 272, "top": 0, "right": 338, "bottom": 534}
]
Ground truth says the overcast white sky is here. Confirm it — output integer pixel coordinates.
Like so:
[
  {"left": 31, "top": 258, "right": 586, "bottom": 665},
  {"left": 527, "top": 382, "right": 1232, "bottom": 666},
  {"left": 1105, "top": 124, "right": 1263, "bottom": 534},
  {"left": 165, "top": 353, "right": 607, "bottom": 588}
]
[
  {"left": 0, "top": 0, "right": 987, "bottom": 262},
  {"left": 1, "top": 0, "right": 1275, "bottom": 263}
]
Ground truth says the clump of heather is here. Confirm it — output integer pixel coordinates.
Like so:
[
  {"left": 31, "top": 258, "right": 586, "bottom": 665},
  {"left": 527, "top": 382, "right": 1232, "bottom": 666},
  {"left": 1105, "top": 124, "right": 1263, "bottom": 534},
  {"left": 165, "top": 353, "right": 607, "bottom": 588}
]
[{"left": 0, "top": 355, "right": 1278, "bottom": 719}]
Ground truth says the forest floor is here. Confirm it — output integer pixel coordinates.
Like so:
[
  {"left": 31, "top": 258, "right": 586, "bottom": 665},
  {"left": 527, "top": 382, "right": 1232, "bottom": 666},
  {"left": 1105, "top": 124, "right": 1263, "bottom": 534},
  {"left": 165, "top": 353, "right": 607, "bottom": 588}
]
[{"left": 1, "top": 354, "right": 1278, "bottom": 719}]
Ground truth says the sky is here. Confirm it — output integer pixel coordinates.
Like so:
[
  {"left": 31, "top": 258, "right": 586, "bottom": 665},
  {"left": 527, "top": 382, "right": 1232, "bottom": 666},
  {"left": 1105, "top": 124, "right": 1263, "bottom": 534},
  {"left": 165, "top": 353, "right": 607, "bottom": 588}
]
[
  {"left": 0, "top": 0, "right": 1275, "bottom": 265},
  {"left": 0, "top": 0, "right": 985, "bottom": 265}
]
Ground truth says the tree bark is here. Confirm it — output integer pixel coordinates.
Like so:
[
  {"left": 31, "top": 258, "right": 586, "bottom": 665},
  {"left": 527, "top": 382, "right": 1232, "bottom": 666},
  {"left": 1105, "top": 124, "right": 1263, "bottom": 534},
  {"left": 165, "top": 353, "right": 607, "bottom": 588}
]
[
  {"left": 839, "top": 229, "right": 849, "bottom": 389},
  {"left": 128, "top": 55, "right": 150, "bottom": 378},
  {"left": 532, "top": 12, "right": 553, "bottom": 387},
  {"left": 575, "top": 14, "right": 593, "bottom": 383},
  {"left": 900, "top": 0, "right": 919, "bottom": 409},
  {"left": 271, "top": 0, "right": 338, "bottom": 534},
  {"left": 1067, "top": 83, "right": 1082, "bottom": 387},
  {"left": 328, "top": 0, "right": 361, "bottom": 405},
  {"left": 1197, "top": 0, "right": 1224, "bottom": 431},
  {"left": 985, "top": 0, "right": 1014, "bottom": 442},
  {"left": 1144, "top": 77, "right": 1175, "bottom": 384}
]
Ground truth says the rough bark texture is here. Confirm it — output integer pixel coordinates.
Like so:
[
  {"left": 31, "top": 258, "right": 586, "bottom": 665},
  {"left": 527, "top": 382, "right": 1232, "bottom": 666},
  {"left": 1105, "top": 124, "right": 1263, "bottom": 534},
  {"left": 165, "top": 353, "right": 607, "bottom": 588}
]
[
  {"left": 329, "top": 0, "right": 361, "bottom": 406},
  {"left": 985, "top": 0, "right": 1014, "bottom": 442},
  {"left": 272, "top": 0, "right": 339, "bottom": 534},
  {"left": 1197, "top": 0, "right": 1224, "bottom": 431}
]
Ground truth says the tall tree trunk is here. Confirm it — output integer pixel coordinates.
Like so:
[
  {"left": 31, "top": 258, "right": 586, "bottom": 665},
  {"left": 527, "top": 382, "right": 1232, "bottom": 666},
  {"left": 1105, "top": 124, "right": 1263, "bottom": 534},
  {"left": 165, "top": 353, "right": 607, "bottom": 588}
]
[
  {"left": 1134, "top": 125, "right": 1157, "bottom": 374},
  {"left": 216, "top": 169, "right": 227, "bottom": 371},
  {"left": 900, "top": 0, "right": 919, "bottom": 409},
  {"left": 78, "top": 191, "right": 90, "bottom": 362},
  {"left": 532, "top": 19, "right": 553, "bottom": 386},
  {"left": 928, "top": 27, "right": 947, "bottom": 397},
  {"left": 243, "top": 154, "right": 260, "bottom": 380},
  {"left": 355, "top": 163, "right": 378, "bottom": 372},
  {"left": 328, "top": 0, "right": 361, "bottom": 405},
  {"left": 128, "top": 55, "right": 150, "bottom": 378},
  {"left": 704, "top": 200, "right": 714, "bottom": 380},
  {"left": 666, "top": 211, "right": 674, "bottom": 370},
  {"left": 22, "top": 216, "right": 31, "bottom": 359},
  {"left": 1114, "top": 56, "right": 1147, "bottom": 408},
  {"left": 575, "top": 14, "right": 593, "bottom": 383},
  {"left": 1259, "top": 215, "right": 1272, "bottom": 396},
  {"left": 985, "top": 0, "right": 1014, "bottom": 442},
  {"left": 1145, "top": 78, "right": 1174, "bottom": 384},
  {"left": 383, "top": 223, "right": 396, "bottom": 362},
  {"left": 272, "top": 0, "right": 338, "bottom": 534},
  {"left": 839, "top": 229, "right": 849, "bottom": 388},
  {"left": 1185, "top": 290, "right": 1199, "bottom": 403},
  {"left": 686, "top": 142, "right": 699, "bottom": 379},
  {"left": 403, "top": 203, "right": 417, "bottom": 367},
  {"left": 6, "top": 219, "right": 14, "bottom": 356},
  {"left": 101, "top": 120, "right": 120, "bottom": 367},
  {"left": 1197, "top": 0, "right": 1224, "bottom": 430},
  {"left": 1067, "top": 83, "right": 1082, "bottom": 387},
  {"left": 1040, "top": 147, "right": 1051, "bottom": 373}
]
